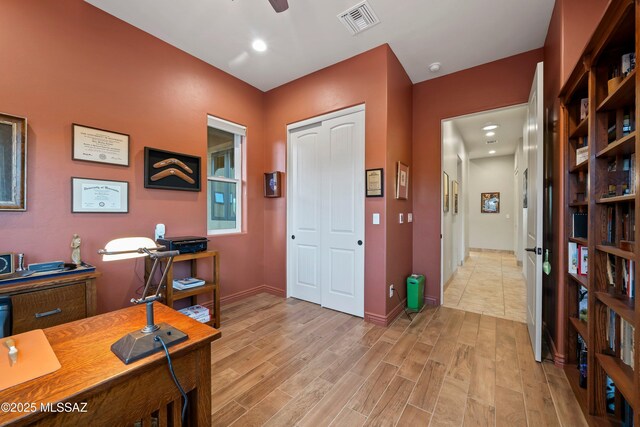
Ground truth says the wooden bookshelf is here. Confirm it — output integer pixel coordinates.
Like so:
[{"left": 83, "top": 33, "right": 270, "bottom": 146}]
[{"left": 560, "top": 0, "right": 639, "bottom": 424}]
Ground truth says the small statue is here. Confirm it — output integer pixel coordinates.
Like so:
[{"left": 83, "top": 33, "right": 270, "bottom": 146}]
[{"left": 71, "top": 234, "right": 82, "bottom": 266}]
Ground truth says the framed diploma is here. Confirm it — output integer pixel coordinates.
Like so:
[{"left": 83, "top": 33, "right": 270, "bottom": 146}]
[
  {"left": 71, "top": 177, "right": 129, "bottom": 213},
  {"left": 366, "top": 168, "right": 383, "bottom": 197},
  {"left": 72, "top": 123, "right": 130, "bottom": 166}
]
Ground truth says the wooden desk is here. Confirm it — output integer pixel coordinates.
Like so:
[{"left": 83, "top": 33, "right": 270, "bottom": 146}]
[{"left": 0, "top": 304, "right": 220, "bottom": 426}]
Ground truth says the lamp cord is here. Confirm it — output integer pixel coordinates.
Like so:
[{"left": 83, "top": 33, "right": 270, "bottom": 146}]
[{"left": 155, "top": 336, "right": 188, "bottom": 426}]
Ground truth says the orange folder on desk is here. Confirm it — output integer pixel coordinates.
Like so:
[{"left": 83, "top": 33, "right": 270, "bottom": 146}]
[{"left": 0, "top": 329, "right": 61, "bottom": 391}]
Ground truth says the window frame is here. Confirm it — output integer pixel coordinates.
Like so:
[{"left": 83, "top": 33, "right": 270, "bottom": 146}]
[{"left": 206, "top": 116, "right": 245, "bottom": 235}]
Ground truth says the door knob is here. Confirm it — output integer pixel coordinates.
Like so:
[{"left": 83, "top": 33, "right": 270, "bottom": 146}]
[
  {"left": 291, "top": 235, "right": 295, "bottom": 240},
  {"left": 525, "top": 247, "right": 542, "bottom": 255},
  {"left": 357, "top": 240, "right": 363, "bottom": 246}
]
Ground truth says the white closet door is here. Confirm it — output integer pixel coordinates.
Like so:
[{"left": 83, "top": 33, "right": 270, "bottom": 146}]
[
  {"left": 320, "top": 111, "right": 365, "bottom": 317},
  {"left": 287, "top": 108, "right": 365, "bottom": 317},
  {"left": 288, "top": 124, "right": 323, "bottom": 305}
]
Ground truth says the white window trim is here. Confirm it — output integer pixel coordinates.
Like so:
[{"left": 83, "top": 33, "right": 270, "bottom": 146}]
[{"left": 207, "top": 116, "right": 245, "bottom": 235}]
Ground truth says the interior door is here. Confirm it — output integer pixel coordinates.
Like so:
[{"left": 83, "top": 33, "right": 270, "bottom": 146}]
[
  {"left": 321, "top": 112, "right": 365, "bottom": 317},
  {"left": 289, "top": 123, "right": 323, "bottom": 305},
  {"left": 525, "top": 62, "right": 544, "bottom": 362},
  {"left": 287, "top": 108, "right": 365, "bottom": 317}
]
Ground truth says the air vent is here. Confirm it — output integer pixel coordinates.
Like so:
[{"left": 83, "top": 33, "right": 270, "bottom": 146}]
[
  {"left": 338, "top": 1, "right": 380, "bottom": 35},
  {"left": 486, "top": 140, "right": 497, "bottom": 144}
]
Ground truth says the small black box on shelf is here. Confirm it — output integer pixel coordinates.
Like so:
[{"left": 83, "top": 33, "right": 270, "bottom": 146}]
[{"left": 572, "top": 213, "right": 588, "bottom": 239}]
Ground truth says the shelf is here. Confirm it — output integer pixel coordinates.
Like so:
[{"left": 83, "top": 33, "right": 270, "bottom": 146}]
[
  {"left": 595, "top": 245, "right": 635, "bottom": 260},
  {"left": 569, "top": 237, "right": 588, "bottom": 246},
  {"left": 570, "top": 160, "right": 588, "bottom": 174},
  {"left": 569, "top": 201, "right": 589, "bottom": 208},
  {"left": 569, "top": 317, "right": 589, "bottom": 344},
  {"left": 595, "top": 353, "right": 637, "bottom": 407},
  {"left": 564, "top": 364, "right": 588, "bottom": 416},
  {"left": 568, "top": 272, "right": 588, "bottom": 288},
  {"left": 172, "top": 282, "right": 216, "bottom": 300},
  {"left": 172, "top": 250, "right": 218, "bottom": 262},
  {"left": 596, "top": 132, "right": 636, "bottom": 159},
  {"left": 596, "top": 194, "right": 636, "bottom": 204},
  {"left": 570, "top": 116, "right": 589, "bottom": 139},
  {"left": 595, "top": 292, "right": 637, "bottom": 324},
  {"left": 597, "top": 69, "right": 636, "bottom": 112}
]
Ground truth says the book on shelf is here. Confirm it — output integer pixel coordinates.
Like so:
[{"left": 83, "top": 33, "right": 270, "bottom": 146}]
[
  {"left": 620, "top": 319, "right": 635, "bottom": 370},
  {"left": 572, "top": 212, "right": 588, "bottom": 239},
  {"left": 603, "top": 206, "right": 616, "bottom": 244},
  {"left": 579, "top": 246, "right": 588, "bottom": 276},
  {"left": 578, "top": 335, "right": 588, "bottom": 389},
  {"left": 622, "top": 52, "right": 636, "bottom": 77},
  {"left": 580, "top": 98, "right": 588, "bottom": 120},
  {"left": 578, "top": 286, "right": 588, "bottom": 322},
  {"left": 606, "top": 308, "right": 616, "bottom": 352},
  {"left": 568, "top": 242, "right": 578, "bottom": 274},
  {"left": 173, "top": 277, "right": 206, "bottom": 290},
  {"left": 576, "top": 146, "right": 588, "bottom": 166}
]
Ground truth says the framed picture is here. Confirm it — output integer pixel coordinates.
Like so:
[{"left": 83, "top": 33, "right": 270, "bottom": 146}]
[
  {"left": 453, "top": 180, "right": 459, "bottom": 214},
  {"left": 481, "top": 192, "right": 500, "bottom": 213},
  {"left": 0, "top": 113, "right": 27, "bottom": 211},
  {"left": 443, "top": 172, "right": 449, "bottom": 212},
  {"left": 144, "top": 147, "right": 201, "bottom": 191},
  {"left": 71, "top": 177, "right": 129, "bottom": 213},
  {"left": 264, "top": 171, "right": 282, "bottom": 197},
  {"left": 366, "top": 168, "right": 383, "bottom": 197},
  {"left": 72, "top": 123, "right": 129, "bottom": 166},
  {"left": 396, "top": 162, "right": 409, "bottom": 200}
]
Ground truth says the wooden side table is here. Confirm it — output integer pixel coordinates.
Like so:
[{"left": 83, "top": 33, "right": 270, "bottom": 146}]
[{"left": 145, "top": 251, "right": 220, "bottom": 328}]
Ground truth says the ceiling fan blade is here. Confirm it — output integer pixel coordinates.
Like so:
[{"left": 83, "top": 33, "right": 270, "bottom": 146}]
[{"left": 268, "top": 0, "right": 289, "bottom": 13}]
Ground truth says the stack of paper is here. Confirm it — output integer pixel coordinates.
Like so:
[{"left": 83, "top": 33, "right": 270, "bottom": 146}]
[
  {"left": 178, "top": 304, "right": 211, "bottom": 323},
  {"left": 173, "top": 277, "right": 206, "bottom": 290}
]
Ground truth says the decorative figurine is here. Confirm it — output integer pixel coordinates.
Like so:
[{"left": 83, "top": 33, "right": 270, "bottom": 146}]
[{"left": 71, "top": 234, "right": 82, "bottom": 266}]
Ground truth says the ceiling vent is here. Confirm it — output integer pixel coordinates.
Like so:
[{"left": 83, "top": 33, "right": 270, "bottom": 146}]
[
  {"left": 338, "top": 1, "right": 380, "bottom": 35},
  {"left": 486, "top": 140, "right": 497, "bottom": 144}
]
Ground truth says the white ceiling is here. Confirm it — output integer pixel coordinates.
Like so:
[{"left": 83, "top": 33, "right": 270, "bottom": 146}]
[
  {"left": 450, "top": 105, "right": 527, "bottom": 160},
  {"left": 85, "top": 0, "right": 555, "bottom": 91}
]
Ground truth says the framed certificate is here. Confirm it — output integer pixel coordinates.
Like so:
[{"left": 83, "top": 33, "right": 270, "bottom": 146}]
[
  {"left": 366, "top": 168, "right": 383, "bottom": 197},
  {"left": 72, "top": 124, "right": 130, "bottom": 166},
  {"left": 71, "top": 177, "right": 129, "bottom": 213}
]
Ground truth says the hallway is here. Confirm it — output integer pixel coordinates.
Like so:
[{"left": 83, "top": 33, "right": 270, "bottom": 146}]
[{"left": 443, "top": 251, "right": 527, "bottom": 323}]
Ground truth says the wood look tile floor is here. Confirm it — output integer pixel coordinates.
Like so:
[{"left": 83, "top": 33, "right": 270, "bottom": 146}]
[
  {"left": 210, "top": 293, "right": 587, "bottom": 426},
  {"left": 443, "top": 251, "right": 527, "bottom": 323}
]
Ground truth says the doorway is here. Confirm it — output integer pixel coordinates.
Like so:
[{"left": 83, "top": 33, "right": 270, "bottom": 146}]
[
  {"left": 286, "top": 105, "right": 365, "bottom": 317},
  {"left": 440, "top": 104, "right": 528, "bottom": 322}
]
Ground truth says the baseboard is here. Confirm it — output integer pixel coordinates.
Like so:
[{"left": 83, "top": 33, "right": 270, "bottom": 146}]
[
  {"left": 365, "top": 297, "right": 407, "bottom": 326},
  {"left": 469, "top": 248, "right": 514, "bottom": 255},
  {"left": 220, "top": 284, "right": 285, "bottom": 306},
  {"left": 543, "top": 322, "right": 566, "bottom": 366},
  {"left": 443, "top": 275, "right": 454, "bottom": 291},
  {"left": 425, "top": 296, "right": 439, "bottom": 306},
  {"left": 517, "top": 260, "right": 523, "bottom": 266}
]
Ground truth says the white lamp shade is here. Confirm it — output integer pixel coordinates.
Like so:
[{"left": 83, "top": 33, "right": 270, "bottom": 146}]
[{"left": 101, "top": 237, "right": 158, "bottom": 261}]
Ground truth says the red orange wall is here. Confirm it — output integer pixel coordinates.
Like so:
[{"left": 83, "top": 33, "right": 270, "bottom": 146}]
[
  {"left": 0, "top": 0, "right": 266, "bottom": 312},
  {"left": 412, "top": 49, "right": 544, "bottom": 304}
]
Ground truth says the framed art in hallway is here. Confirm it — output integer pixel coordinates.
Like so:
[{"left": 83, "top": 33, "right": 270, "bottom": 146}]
[
  {"left": 481, "top": 192, "right": 500, "bottom": 213},
  {"left": 443, "top": 172, "right": 449, "bottom": 212},
  {"left": 453, "top": 180, "right": 459, "bottom": 214},
  {"left": 396, "top": 162, "right": 409, "bottom": 200},
  {"left": 366, "top": 168, "right": 383, "bottom": 197}
]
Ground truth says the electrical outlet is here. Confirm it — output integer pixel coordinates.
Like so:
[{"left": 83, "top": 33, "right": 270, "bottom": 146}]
[
  {"left": 408, "top": 213, "right": 413, "bottom": 223},
  {"left": 399, "top": 213, "right": 404, "bottom": 224},
  {"left": 389, "top": 284, "right": 395, "bottom": 298}
]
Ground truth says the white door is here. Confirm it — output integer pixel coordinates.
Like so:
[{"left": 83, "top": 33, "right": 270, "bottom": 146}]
[
  {"left": 525, "top": 62, "right": 544, "bottom": 362},
  {"left": 288, "top": 107, "right": 365, "bottom": 317}
]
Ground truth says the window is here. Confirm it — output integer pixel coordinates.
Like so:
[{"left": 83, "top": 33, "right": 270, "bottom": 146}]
[{"left": 207, "top": 116, "right": 245, "bottom": 234}]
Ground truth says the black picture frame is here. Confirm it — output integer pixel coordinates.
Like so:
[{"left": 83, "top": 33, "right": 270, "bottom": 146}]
[
  {"left": 144, "top": 147, "right": 201, "bottom": 192},
  {"left": 366, "top": 168, "right": 384, "bottom": 197}
]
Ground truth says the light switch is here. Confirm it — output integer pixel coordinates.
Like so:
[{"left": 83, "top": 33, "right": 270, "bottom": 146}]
[
  {"left": 373, "top": 213, "right": 380, "bottom": 225},
  {"left": 399, "top": 213, "right": 404, "bottom": 224},
  {"left": 408, "top": 213, "right": 413, "bottom": 223},
  {"left": 506, "top": 214, "right": 510, "bottom": 219}
]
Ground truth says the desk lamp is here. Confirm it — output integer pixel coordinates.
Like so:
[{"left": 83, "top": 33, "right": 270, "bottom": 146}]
[{"left": 98, "top": 237, "right": 188, "bottom": 364}]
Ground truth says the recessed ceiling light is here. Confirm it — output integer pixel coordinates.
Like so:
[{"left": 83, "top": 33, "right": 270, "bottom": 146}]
[
  {"left": 482, "top": 124, "right": 499, "bottom": 131},
  {"left": 489, "top": 150, "right": 496, "bottom": 154},
  {"left": 428, "top": 62, "right": 441, "bottom": 73},
  {"left": 485, "top": 131, "right": 495, "bottom": 137},
  {"left": 252, "top": 39, "right": 267, "bottom": 52}
]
